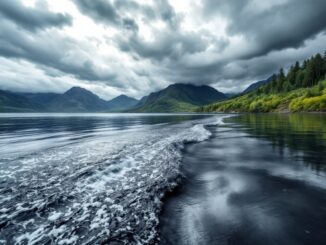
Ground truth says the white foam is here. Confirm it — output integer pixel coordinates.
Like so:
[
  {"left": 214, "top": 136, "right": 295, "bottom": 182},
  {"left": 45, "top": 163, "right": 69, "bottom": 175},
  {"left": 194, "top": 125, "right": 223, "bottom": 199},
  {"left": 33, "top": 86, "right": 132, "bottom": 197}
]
[
  {"left": 0, "top": 115, "right": 227, "bottom": 244},
  {"left": 48, "top": 211, "right": 62, "bottom": 221}
]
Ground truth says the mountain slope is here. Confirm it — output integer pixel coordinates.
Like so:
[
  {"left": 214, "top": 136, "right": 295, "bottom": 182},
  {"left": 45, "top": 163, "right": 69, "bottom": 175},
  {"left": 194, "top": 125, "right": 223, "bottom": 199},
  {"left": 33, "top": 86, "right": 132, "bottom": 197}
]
[
  {"left": 133, "top": 83, "right": 227, "bottom": 112},
  {"left": 106, "top": 95, "right": 138, "bottom": 112},
  {"left": 47, "top": 87, "right": 109, "bottom": 112},
  {"left": 0, "top": 90, "right": 39, "bottom": 112},
  {"left": 21, "top": 92, "right": 60, "bottom": 105},
  {"left": 242, "top": 76, "right": 273, "bottom": 94}
]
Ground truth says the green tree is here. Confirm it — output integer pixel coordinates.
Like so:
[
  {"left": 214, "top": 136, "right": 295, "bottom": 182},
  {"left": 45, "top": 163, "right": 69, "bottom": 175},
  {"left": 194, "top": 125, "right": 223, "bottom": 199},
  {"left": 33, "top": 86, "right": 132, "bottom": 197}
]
[
  {"left": 294, "top": 61, "right": 300, "bottom": 71},
  {"left": 283, "top": 80, "right": 292, "bottom": 92},
  {"left": 313, "top": 54, "right": 324, "bottom": 84},
  {"left": 287, "top": 65, "right": 296, "bottom": 86},
  {"left": 323, "top": 51, "right": 326, "bottom": 80},
  {"left": 303, "top": 66, "right": 312, "bottom": 87},
  {"left": 279, "top": 68, "right": 285, "bottom": 81},
  {"left": 295, "top": 71, "right": 304, "bottom": 87}
]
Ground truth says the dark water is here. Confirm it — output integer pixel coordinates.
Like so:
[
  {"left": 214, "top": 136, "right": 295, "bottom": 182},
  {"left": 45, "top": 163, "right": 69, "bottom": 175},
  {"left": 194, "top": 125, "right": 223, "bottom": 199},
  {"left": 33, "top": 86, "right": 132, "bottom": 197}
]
[
  {"left": 0, "top": 113, "right": 218, "bottom": 244},
  {"left": 1, "top": 113, "right": 325, "bottom": 244},
  {"left": 159, "top": 113, "right": 326, "bottom": 245}
]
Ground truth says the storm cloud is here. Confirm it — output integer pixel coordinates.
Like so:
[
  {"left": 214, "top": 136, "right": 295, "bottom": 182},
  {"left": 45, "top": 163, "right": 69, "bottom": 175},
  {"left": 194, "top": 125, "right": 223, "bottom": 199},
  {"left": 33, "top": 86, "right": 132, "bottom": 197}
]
[
  {"left": 0, "top": 0, "right": 72, "bottom": 31},
  {"left": 0, "top": 0, "right": 325, "bottom": 98},
  {"left": 203, "top": 0, "right": 326, "bottom": 58}
]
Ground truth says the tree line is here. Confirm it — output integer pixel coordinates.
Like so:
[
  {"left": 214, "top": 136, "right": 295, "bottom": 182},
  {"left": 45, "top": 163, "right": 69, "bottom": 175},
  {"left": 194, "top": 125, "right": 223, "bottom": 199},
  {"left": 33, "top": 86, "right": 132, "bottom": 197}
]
[{"left": 258, "top": 51, "right": 326, "bottom": 94}]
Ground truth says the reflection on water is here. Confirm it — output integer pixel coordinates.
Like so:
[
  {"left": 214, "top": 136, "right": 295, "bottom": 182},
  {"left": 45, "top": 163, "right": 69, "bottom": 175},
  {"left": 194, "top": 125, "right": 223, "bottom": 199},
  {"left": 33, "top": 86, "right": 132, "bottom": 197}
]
[
  {"left": 159, "top": 113, "right": 326, "bottom": 245},
  {"left": 227, "top": 113, "right": 326, "bottom": 172},
  {"left": 0, "top": 113, "right": 209, "bottom": 156}
]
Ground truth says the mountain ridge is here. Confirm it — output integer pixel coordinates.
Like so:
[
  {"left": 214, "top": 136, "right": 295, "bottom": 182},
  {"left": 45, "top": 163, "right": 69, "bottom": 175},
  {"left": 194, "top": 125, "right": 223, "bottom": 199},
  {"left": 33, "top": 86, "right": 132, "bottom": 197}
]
[
  {"left": 0, "top": 87, "right": 139, "bottom": 112},
  {"left": 0, "top": 83, "right": 227, "bottom": 113},
  {"left": 242, "top": 76, "right": 273, "bottom": 94},
  {"left": 106, "top": 94, "right": 139, "bottom": 112},
  {"left": 132, "top": 83, "right": 226, "bottom": 112},
  {"left": 47, "top": 86, "right": 109, "bottom": 112}
]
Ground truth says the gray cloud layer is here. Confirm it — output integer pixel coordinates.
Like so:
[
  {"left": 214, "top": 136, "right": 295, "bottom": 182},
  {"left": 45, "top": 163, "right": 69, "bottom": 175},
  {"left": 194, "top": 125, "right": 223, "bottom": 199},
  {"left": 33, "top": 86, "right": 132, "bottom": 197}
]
[
  {"left": 0, "top": 0, "right": 72, "bottom": 31},
  {"left": 203, "top": 0, "right": 326, "bottom": 58},
  {"left": 0, "top": 0, "right": 326, "bottom": 98}
]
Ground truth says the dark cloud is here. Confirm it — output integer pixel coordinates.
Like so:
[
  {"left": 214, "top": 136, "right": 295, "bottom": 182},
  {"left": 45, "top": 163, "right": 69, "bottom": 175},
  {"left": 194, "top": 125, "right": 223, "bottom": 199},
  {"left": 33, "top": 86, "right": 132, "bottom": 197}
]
[
  {"left": 0, "top": 0, "right": 72, "bottom": 31},
  {"left": 117, "top": 30, "right": 208, "bottom": 61},
  {"left": 0, "top": 0, "right": 326, "bottom": 97},
  {"left": 122, "top": 18, "right": 139, "bottom": 32},
  {"left": 73, "top": 0, "right": 120, "bottom": 25},
  {"left": 156, "top": 0, "right": 180, "bottom": 30},
  {"left": 203, "top": 0, "right": 326, "bottom": 58},
  {"left": 0, "top": 21, "right": 119, "bottom": 85},
  {"left": 73, "top": 0, "right": 179, "bottom": 31},
  {"left": 116, "top": 0, "right": 326, "bottom": 90},
  {"left": 73, "top": 0, "right": 142, "bottom": 32}
]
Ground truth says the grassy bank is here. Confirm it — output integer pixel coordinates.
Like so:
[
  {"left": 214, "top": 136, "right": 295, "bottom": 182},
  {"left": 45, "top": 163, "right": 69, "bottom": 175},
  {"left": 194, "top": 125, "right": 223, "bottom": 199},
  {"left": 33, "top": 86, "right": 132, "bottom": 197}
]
[{"left": 197, "top": 80, "right": 326, "bottom": 113}]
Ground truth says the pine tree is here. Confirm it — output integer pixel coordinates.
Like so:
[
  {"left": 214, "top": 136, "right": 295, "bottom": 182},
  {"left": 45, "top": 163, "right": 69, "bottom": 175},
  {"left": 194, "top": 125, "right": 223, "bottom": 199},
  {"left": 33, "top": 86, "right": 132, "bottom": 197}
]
[
  {"left": 294, "top": 61, "right": 300, "bottom": 71},
  {"left": 279, "top": 68, "right": 285, "bottom": 81},
  {"left": 304, "top": 63, "right": 313, "bottom": 87},
  {"left": 283, "top": 80, "right": 291, "bottom": 92},
  {"left": 288, "top": 65, "right": 296, "bottom": 86},
  {"left": 323, "top": 51, "right": 326, "bottom": 79},
  {"left": 295, "top": 71, "right": 304, "bottom": 87}
]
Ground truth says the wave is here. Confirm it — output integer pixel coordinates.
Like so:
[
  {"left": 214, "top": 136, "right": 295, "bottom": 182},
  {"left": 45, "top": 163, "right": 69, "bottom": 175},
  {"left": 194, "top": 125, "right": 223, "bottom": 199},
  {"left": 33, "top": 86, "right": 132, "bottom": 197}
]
[{"left": 0, "top": 116, "right": 226, "bottom": 244}]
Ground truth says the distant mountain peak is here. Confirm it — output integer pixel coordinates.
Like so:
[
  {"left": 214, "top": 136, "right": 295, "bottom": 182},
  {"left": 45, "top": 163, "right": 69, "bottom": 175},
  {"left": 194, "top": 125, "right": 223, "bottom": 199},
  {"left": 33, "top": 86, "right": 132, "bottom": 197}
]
[
  {"left": 66, "top": 86, "right": 86, "bottom": 92},
  {"left": 132, "top": 83, "right": 226, "bottom": 112},
  {"left": 115, "top": 94, "right": 132, "bottom": 99},
  {"left": 166, "top": 83, "right": 208, "bottom": 89},
  {"left": 242, "top": 76, "right": 273, "bottom": 94},
  {"left": 106, "top": 94, "right": 138, "bottom": 112},
  {"left": 65, "top": 86, "right": 95, "bottom": 95}
]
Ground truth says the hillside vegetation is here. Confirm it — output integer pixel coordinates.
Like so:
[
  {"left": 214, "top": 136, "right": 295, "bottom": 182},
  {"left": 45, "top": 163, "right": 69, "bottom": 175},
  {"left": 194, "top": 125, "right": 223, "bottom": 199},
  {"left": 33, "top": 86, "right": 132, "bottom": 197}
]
[
  {"left": 132, "top": 83, "right": 226, "bottom": 112},
  {"left": 198, "top": 52, "right": 326, "bottom": 113}
]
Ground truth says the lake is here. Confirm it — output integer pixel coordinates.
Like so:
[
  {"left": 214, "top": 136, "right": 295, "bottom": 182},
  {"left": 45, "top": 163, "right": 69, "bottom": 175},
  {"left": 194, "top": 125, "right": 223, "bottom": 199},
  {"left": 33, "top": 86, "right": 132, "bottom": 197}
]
[
  {"left": 0, "top": 113, "right": 216, "bottom": 244},
  {"left": 159, "top": 113, "right": 326, "bottom": 245},
  {"left": 0, "top": 113, "right": 325, "bottom": 244}
]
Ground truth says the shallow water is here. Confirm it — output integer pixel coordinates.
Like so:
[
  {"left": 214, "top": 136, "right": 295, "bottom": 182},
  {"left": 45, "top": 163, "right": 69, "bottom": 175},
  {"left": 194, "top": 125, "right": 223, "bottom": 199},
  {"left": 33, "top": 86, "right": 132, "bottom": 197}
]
[
  {"left": 159, "top": 113, "right": 326, "bottom": 245},
  {"left": 0, "top": 113, "right": 222, "bottom": 244}
]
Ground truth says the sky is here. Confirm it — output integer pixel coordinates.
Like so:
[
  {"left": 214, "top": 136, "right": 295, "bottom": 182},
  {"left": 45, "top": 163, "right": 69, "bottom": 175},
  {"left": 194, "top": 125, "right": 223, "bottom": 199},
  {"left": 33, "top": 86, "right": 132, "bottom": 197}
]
[{"left": 0, "top": 0, "right": 325, "bottom": 100}]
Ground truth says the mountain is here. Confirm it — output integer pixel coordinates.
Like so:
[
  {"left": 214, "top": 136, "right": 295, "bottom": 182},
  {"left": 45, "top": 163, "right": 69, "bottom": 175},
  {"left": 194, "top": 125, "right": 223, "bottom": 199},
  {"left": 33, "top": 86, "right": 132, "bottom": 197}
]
[
  {"left": 21, "top": 92, "right": 60, "bottom": 105},
  {"left": 0, "top": 87, "right": 139, "bottom": 112},
  {"left": 136, "top": 96, "right": 149, "bottom": 107},
  {"left": 132, "top": 83, "right": 227, "bottom": 112},
  {"left": 47, "top": 87, "right": 109, "bottom": 112},
  {"left": 0, "top": 90, "right": 39, "bottom": 112},
  {"left": 242, "top": 76, "right": 273, "bottom": 94},
  {"left": 225, "top": 93, "right": 238, "bottom": 98},
  {"left": 106, "top": 95, "right": 138, "bottom": 112}
]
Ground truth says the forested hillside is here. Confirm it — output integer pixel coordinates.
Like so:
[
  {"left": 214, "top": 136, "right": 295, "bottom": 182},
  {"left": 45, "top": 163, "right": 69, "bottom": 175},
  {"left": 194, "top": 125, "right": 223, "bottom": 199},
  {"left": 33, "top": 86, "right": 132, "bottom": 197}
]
[{"left": 198, "top": 52, "right": 326, "bottom": 112}]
